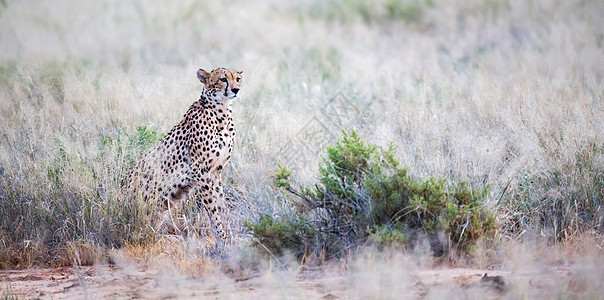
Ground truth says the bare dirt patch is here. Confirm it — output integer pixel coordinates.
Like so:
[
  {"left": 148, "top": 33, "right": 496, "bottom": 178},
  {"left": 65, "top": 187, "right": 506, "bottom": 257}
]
[{"left": 1, "top": 261, "right": 597, "bottom": 299}]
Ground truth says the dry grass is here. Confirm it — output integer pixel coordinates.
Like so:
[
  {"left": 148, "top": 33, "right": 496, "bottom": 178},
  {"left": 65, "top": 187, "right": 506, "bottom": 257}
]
[
  {"left": 117, "top": 237, "right": 218, "bottom": 276},
  {"left": 0, "top": 0, "right": 603, "bottom": 283}
]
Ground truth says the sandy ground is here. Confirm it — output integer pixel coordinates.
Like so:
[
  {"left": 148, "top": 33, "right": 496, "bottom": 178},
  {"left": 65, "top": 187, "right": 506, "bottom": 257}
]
[{"left": 1, "top": 261, "right": 591, "bottom": 299}]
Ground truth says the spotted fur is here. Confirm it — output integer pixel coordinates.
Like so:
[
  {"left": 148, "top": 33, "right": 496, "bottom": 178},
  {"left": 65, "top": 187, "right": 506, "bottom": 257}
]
[{"left": 126, "top": 67, "right": 242, "bottom": 239}]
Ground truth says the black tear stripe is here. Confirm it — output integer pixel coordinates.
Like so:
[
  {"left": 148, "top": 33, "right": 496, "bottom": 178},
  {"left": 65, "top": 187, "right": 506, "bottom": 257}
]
[{"left": 224, "top": 78, "right": 229, "bottom": 97}]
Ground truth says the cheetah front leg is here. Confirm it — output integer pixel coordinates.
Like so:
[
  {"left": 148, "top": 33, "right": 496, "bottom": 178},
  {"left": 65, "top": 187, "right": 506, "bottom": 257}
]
[{"left": 197, "top": 175, "right": 227, "bottom": 242}]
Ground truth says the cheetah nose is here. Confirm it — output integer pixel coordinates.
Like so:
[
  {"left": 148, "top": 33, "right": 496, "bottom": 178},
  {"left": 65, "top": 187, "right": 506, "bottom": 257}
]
[{"left": 231, "top": 88, "right": 239, "bottom": 94}]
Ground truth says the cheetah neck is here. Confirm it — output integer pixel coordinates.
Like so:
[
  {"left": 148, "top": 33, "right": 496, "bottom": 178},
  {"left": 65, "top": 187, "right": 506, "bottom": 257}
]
[{"left": 197, "top": 92, "right": 233, "bottom": 121}]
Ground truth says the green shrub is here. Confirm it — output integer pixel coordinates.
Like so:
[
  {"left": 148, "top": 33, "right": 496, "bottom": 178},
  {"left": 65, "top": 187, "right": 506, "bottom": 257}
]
[
  {"left": 274, "top": 164, "right": 293, "bottom": 190},
  {"left": 367, "top": 225, "right": 407, "bottom": 249},
  {"left": 248, "top": 130, "right": 495, "bottom": 259},
  {"left": 244, "top": 215, "right": 315, "bottom": 258}
]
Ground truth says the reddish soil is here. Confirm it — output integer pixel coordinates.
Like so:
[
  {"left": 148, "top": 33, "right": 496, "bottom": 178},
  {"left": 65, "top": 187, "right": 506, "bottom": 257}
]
[{"left": 0, "top": 262, "right": 597, "bottom": 299}]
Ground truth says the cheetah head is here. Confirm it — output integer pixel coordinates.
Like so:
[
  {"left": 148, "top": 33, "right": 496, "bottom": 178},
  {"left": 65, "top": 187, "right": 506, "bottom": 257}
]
[{"left": 197, "top": 68, "right": 243, "bottom": 101}]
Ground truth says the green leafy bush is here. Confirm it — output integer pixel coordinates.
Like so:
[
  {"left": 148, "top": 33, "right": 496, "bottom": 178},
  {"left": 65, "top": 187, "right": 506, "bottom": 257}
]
[
  {"left": 251, "top": 130, "right": 495, "bottom": 259},
  {"left": 367, "top": 225, "right": 407, "bottom": 249},
  {"left": 274, "top": 164, "right": 293, "bottom": 190},
  {"left": 244, "top": 215, "right": 315, "bottom": 258}
]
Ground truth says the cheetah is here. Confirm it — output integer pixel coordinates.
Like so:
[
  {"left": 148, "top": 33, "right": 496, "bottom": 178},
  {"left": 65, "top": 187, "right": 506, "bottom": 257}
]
[{"left": 126, "top": 67, "right": 242, "bottom": 239}]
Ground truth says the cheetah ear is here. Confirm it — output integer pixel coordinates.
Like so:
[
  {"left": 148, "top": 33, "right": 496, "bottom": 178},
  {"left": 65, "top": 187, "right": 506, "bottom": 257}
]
[
  {"left": 197, "top": 68, "right": 211, "bottom": 85},
  {"left": 237, "top": 70, "right": 243, "bottom": 75}
]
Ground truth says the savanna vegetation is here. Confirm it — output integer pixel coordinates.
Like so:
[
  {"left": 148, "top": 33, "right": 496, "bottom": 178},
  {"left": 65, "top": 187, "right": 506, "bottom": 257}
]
[{"left": 0, "top": 1, "right": 602, "bottom": 295}]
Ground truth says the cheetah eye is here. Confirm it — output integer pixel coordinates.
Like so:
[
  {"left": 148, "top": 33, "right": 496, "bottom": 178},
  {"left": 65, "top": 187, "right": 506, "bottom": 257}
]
[
  {"left": 220, "top": 78, "right": 227, "bottom": 82},
  {"left": 236, "top": 78, "right": 240, "bottom": 82}
]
